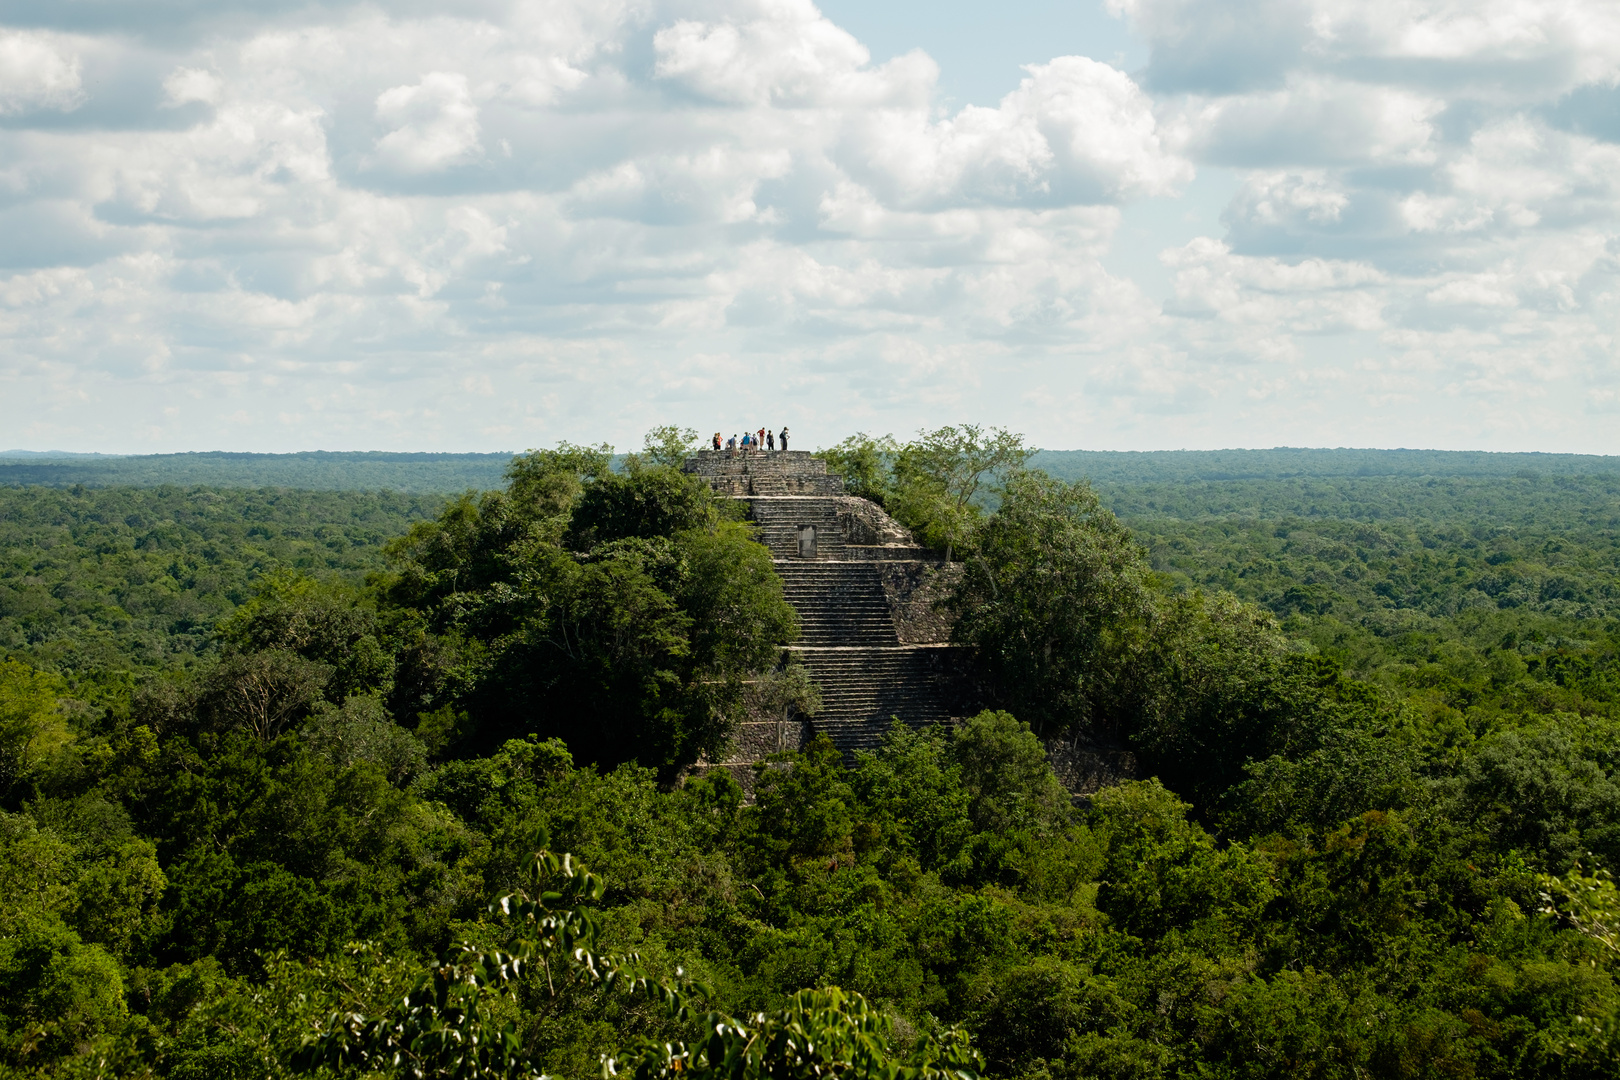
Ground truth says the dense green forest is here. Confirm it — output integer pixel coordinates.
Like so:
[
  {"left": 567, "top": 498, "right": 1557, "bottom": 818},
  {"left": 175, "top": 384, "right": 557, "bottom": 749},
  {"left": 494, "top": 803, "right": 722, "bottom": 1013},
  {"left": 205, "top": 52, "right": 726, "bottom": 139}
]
[
  {"left": 0, "top": 452, "right": 512, "bottom": 493},
  {"left": 1036, "top": 447, "right": 1620, "bottom": 483},
  {"left": 4, "top": 430, "right": 1620, "bottom": 1079},
  {"left": 0, "top": 487, "right": 439, "bottom": 686}
]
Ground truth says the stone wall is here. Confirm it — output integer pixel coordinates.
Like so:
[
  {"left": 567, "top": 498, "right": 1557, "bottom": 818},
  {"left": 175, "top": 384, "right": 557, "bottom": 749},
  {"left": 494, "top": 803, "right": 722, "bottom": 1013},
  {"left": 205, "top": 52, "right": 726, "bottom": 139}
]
[
  {"left": 1042, "top": 734, "right": 1139, "bottom": 798},
  {"left": 835, "top": 496, "right": 915, "bottom": 546},
  {"left": 876, "top": 561, "right": 963, "bottom": 645},
  {"left": 730, "top": 718, "right": 809, "bottom": 760}
]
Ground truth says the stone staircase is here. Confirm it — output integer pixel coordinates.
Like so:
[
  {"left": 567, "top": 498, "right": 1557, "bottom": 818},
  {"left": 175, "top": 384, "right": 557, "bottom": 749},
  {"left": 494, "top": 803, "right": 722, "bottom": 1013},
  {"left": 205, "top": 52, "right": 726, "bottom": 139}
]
[
  {"left": 777, "top": 562, "right": 898, "bottom": 646},
  {"left": 683, "top": 450, "right": 973, "bottom": 760},
  {"left": 794, "top": 647, "right": 962, "bottom": 752},
  {"left": 747, "top": 498, "right": 847, "bottom": 560}
]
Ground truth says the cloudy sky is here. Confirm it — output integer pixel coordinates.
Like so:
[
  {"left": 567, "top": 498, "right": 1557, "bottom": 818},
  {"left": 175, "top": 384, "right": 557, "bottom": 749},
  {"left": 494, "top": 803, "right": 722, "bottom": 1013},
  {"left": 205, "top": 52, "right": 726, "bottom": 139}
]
[{"left": 2, "top": 0, "right": 1619, "bottom": 453}]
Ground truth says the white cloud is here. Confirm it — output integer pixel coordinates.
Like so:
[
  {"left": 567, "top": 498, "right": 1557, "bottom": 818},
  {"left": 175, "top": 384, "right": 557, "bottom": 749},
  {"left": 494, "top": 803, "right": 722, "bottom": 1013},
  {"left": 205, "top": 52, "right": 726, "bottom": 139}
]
[
  {"left": 0, "top": 0, "right": 1617, "bottom": 453},
  {"left": 1167, "top": 78, "right": 1443, "bottom": 166},
  {"left": 374, "top": 72, "right": 483, "bottom": 172},
  {"left": 164, "top": 68, "right": 224, "bottom": 107},
  {"left": 1307, "top": 0, "right": 1620, "bottom": 86},
  {"left": 1114, "top": 0, "right": 1620, "bottom": 97},
  {"left": 567, "top": 146, "right": 793, "bottom": 224},
  {"left": 0, "top": 30, "right": 85, "bottom": 115},
  {"left": 1427, "top": 275, "right": 1519, "bottom": 308},
  {"left": 1232, "top": 172, "right": 1350, "bottom": 226},
  {"left": 84, "top": 96, "right": 332, "bottom": 223},
  {"left": 842, "top": 56, "right": 1189, "bottom": 208},
  {"left": 653, "top": 2, "right": 918, "bottom": 107},
  {"left": 1161, "top": 238, "right": 1386, "bottom": 331}
]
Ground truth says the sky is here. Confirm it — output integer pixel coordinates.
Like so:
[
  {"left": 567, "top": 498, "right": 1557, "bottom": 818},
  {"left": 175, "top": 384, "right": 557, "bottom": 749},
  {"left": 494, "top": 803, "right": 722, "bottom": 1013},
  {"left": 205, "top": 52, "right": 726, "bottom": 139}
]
[{"left": 2, "top": 0, "right": 1619, "bottom": 454}]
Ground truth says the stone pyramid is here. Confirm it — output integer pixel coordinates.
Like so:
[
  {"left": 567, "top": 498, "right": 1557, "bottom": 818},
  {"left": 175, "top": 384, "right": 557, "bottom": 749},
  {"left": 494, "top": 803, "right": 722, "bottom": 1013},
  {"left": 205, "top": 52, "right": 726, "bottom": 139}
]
[{"left": 683, "top": 449, "right": 977, "bottom": 766}]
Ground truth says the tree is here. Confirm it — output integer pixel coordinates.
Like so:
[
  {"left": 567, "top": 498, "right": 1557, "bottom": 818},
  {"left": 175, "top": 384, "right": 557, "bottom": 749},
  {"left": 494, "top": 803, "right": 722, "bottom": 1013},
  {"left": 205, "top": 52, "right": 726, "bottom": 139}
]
[
  {"left": 948, "top": 711, "right": 1071, "bottom": 836},
  {"left": 0, "top": 660, "right": 69, "bottom": 802},
  {"left": 674, "top": 523, "right": 800, "bottom": 679},
  {"left": 296, "top": 835, "right": 983, "bottom": 1080},
  {"left": 505, "top": 443, "right": 614, "bottom": 525},
  {"left": 378, "top": 443, "right": 791, "bottom": 775},
  {"left": 477, "top": 540, "right": 697, "bottom": 772},
  {"left": 1540, "top": 862, "right": 1620, "bottom": 954},
  {"left": 612, "top": 986, "right": 982, "bottom": 1080},
  {"left": 821, "top": 433, "right": 900, "bottom": 507},
  {"left": 888, "top": 425, "right": 1035, "bottom": 561},
  {"left": 1127, "top": 594, "right": 1390, "bottom": 815},
  {"left": 196, "top": 650, "right": 334, "bottom": 741},
  {"left": 382, "top": 444, "right": 613, "bottom": 615},
  {"left": 745, "top": 736, "right": 857, "bottom": 872},
  {"left": 447, "top": 522, "right": 795, "bottom": 776},
  {"left": 295, "top": 836, "right": 637, "bottom": 1080},
  {"left": 950, "top": 471, "right": 1153, "bottom": 736},
  {"left": 741, "top": 663, "right": 822, "bottom": 754},
  {"left": 219, "top": 573, "right": 395, "bottom": 703},
  {"left": 569, "top": 467, "right": 725, "bottom": 550},
  {"left": 638, "top": 426, "right": 700, "bottom": 469},
  {"left": 1448, "top": 720, "right": 1620, "bottom": 872}
]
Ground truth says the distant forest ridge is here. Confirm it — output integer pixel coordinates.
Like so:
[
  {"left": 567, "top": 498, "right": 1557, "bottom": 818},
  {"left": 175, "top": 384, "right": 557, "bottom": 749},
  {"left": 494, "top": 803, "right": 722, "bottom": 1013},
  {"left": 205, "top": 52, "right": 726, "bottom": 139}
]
[
  {"left": 1033, "top": 447, "right": 1620, "bottom": 483},
  {"left": 0, "top": 450, "right": 514, "bottom": 492},
  {"left": 1, "top": 446, "right": 1616, "bottom": 491}
]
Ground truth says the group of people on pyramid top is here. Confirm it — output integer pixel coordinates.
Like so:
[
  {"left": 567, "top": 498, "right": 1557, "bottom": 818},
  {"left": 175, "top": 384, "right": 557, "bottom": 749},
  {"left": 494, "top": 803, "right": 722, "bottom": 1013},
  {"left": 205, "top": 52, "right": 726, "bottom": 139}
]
[{"left": 713, "top": 427, "right": 788, "bottom": 453}]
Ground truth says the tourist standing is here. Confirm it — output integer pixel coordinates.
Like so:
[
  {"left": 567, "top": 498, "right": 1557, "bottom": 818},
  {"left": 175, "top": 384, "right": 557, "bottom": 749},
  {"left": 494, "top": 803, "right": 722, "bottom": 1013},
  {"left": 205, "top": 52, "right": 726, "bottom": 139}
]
[
  {"left": 766, "top": 430, "right": 775, "bottom": 451},
  {"left": 780, "top": 427, "right": 789, "bottom": 451},
  {"left": 712, "top": 432, "right": 722, "bottom": 451}
]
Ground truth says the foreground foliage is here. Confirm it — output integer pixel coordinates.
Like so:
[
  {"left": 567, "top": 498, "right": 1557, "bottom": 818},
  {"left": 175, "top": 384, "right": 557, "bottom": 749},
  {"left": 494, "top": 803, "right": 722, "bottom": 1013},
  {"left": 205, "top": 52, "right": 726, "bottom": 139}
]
[
  {"left": 5, "top": 708, "right": 1618, "bottom": 1078},
  {"left": 295, "top": 834, "right": 982, "bottom": 1080}
]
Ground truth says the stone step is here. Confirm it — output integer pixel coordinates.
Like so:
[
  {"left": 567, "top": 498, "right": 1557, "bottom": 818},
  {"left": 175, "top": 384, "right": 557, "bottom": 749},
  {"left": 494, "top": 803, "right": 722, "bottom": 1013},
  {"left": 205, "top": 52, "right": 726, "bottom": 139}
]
[
  {"left": 792, "top": 625, "right": 896, "bottom": 645},
  {"left": 793, "top": 616, "right": 893, "bottom": 624},
  {"left": 789, "top": 610, "right": 893, "bottom": 619},
  {"left": 685, "top": 450, "right": 827, "bottom": 473},
  {"left": 777, "top": 561, "right": 898, "bottom": 645},
  {"left": 685, "top": 449, "right": 846, "bottom": 498},
  {"left": 749, "top": 501, "right": 850, "bottom": 557},
  {"left": 774, "top": 560, "right": 887, "bottom": 576},
  {"left": 789, "top": 646, "right": 963, "bottom": 754},
  {"left": 696, "top": 477, "right": 846, "bottom": 497},
  {"left": 798, "top": 630, "right": 896, "bottom": 646},
  {"left": 753, "top": 482, "right": 844, "bottom": 496}
]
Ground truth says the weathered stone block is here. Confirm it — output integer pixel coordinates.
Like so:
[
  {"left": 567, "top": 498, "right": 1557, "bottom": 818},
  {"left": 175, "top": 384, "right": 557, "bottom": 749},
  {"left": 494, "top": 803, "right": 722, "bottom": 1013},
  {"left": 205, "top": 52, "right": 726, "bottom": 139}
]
[{"left": 877, "top": 561, "right": 963, "bottom": 645}]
